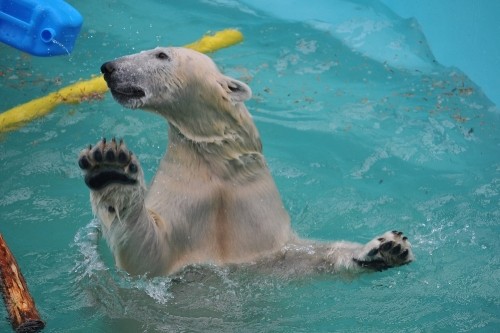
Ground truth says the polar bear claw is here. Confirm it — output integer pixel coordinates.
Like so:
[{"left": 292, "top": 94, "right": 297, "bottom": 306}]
[
  {"left": 78, "top": 138, "right": 139, "bottom": 191},
  {"left": 354, "top": 231, "right": 414, "bottom": 271}
]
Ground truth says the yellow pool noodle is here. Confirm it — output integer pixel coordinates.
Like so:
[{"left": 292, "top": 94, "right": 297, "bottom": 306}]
[{"left": 0, "top": 29, "right": 244, "bottom": 133}]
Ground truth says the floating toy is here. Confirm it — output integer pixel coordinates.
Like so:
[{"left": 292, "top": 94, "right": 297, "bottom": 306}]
[
  {"left": 0, "top": 29, "right": 244, "bottom": 133},
  {"left": 0, "top": 0, "right": 83, "bottom": 56},
  {"left": 184, "top": 28, "right": 244, "bottom": 54}
]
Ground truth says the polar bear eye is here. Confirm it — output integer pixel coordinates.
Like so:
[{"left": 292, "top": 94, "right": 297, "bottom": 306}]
[{"left": 156, "top": 52, "right": 170, "bottom": 61}]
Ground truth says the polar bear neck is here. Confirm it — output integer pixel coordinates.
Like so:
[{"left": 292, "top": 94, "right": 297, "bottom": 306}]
[
  {"left": 163, "top": 98, "right": 262, "bottom": 153},
  {"left": 166, "top": 121, "right": 268, "bottom": 181}
]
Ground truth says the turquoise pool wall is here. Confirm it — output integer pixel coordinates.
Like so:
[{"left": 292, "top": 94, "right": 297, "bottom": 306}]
[
  {"left": 243, "top": 0, "right": 500, "bottom": 106},
  {"left": 381, "top": 0, "right": 500, "bottom": 107}
]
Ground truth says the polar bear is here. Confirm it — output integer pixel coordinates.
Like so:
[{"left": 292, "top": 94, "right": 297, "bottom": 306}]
[{"left": 78, "top": 47, "right": 413, "bottom": 277}]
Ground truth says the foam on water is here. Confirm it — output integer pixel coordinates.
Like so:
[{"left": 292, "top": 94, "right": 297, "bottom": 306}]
[{"left": 0, "top": 0, "right": 499, "bottom": 332}]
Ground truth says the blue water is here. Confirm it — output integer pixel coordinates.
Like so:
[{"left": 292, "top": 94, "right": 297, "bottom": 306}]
[{"left": 1, "top": 0, "right": 499, "bottom": 332}]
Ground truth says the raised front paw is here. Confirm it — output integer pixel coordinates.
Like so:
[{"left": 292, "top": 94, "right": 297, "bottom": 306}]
[
  {"left": 78, "top": 138, "right": 141, "bottom": 190},
  {"left": 354, "top": 230, "right": 414, "bottom": 271}
]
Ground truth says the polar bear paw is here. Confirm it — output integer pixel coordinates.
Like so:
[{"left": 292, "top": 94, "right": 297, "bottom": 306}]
[
  {"left": 354, "top": 230, "right": 414, "bottom": 271},
  {"left": 78, "top": 138, "right": 141, "bottom": 191}
]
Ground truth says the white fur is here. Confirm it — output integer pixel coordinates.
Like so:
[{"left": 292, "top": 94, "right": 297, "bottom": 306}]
[{"left": 80, "top": 47, "right": 413, "bottom": 277}]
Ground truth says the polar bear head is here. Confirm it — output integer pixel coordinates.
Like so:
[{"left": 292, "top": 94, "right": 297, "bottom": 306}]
[{"left": 101, "top": 47, "right": 254, "bottom": 143}]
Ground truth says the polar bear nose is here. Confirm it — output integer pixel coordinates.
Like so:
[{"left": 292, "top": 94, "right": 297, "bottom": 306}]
[{"left": 101, "top": 61, "right": 115, "bottom": 75}]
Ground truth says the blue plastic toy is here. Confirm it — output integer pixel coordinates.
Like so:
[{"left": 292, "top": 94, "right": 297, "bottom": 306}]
[{"left": 0, "top": 0, "right": 83, "bottom": 56}]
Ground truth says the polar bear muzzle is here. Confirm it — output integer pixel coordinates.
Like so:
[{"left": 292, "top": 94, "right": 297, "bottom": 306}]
[{"left": 101, "top": 61, "right": 146, "bottom": 106}]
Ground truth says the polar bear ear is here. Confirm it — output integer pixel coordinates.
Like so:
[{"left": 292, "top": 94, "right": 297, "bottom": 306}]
[{"left": 219, "top": 76, "right": 252, "bottom": 103}]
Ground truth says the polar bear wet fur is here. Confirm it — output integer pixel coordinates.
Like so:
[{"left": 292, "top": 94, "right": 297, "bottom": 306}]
[{"left": 78, "top": 47, "right": 413, "bottom": 277}]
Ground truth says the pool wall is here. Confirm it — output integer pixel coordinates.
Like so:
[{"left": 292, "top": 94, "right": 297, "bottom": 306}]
[
  {"left": 242, "top": 0, "right": 500, "bottom": 106},
  {"left": 381, "top": 0, "right": 500, "bottom": 107}
]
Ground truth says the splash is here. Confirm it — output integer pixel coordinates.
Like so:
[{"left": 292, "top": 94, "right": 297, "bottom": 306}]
[{"left": 51, "top": 39, "right": 71, "bottom": 56}]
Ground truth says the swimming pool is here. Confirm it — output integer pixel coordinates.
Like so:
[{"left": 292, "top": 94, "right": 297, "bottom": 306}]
[{"left": 1, "top": 0, "right": 499, "bottom": 332}]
